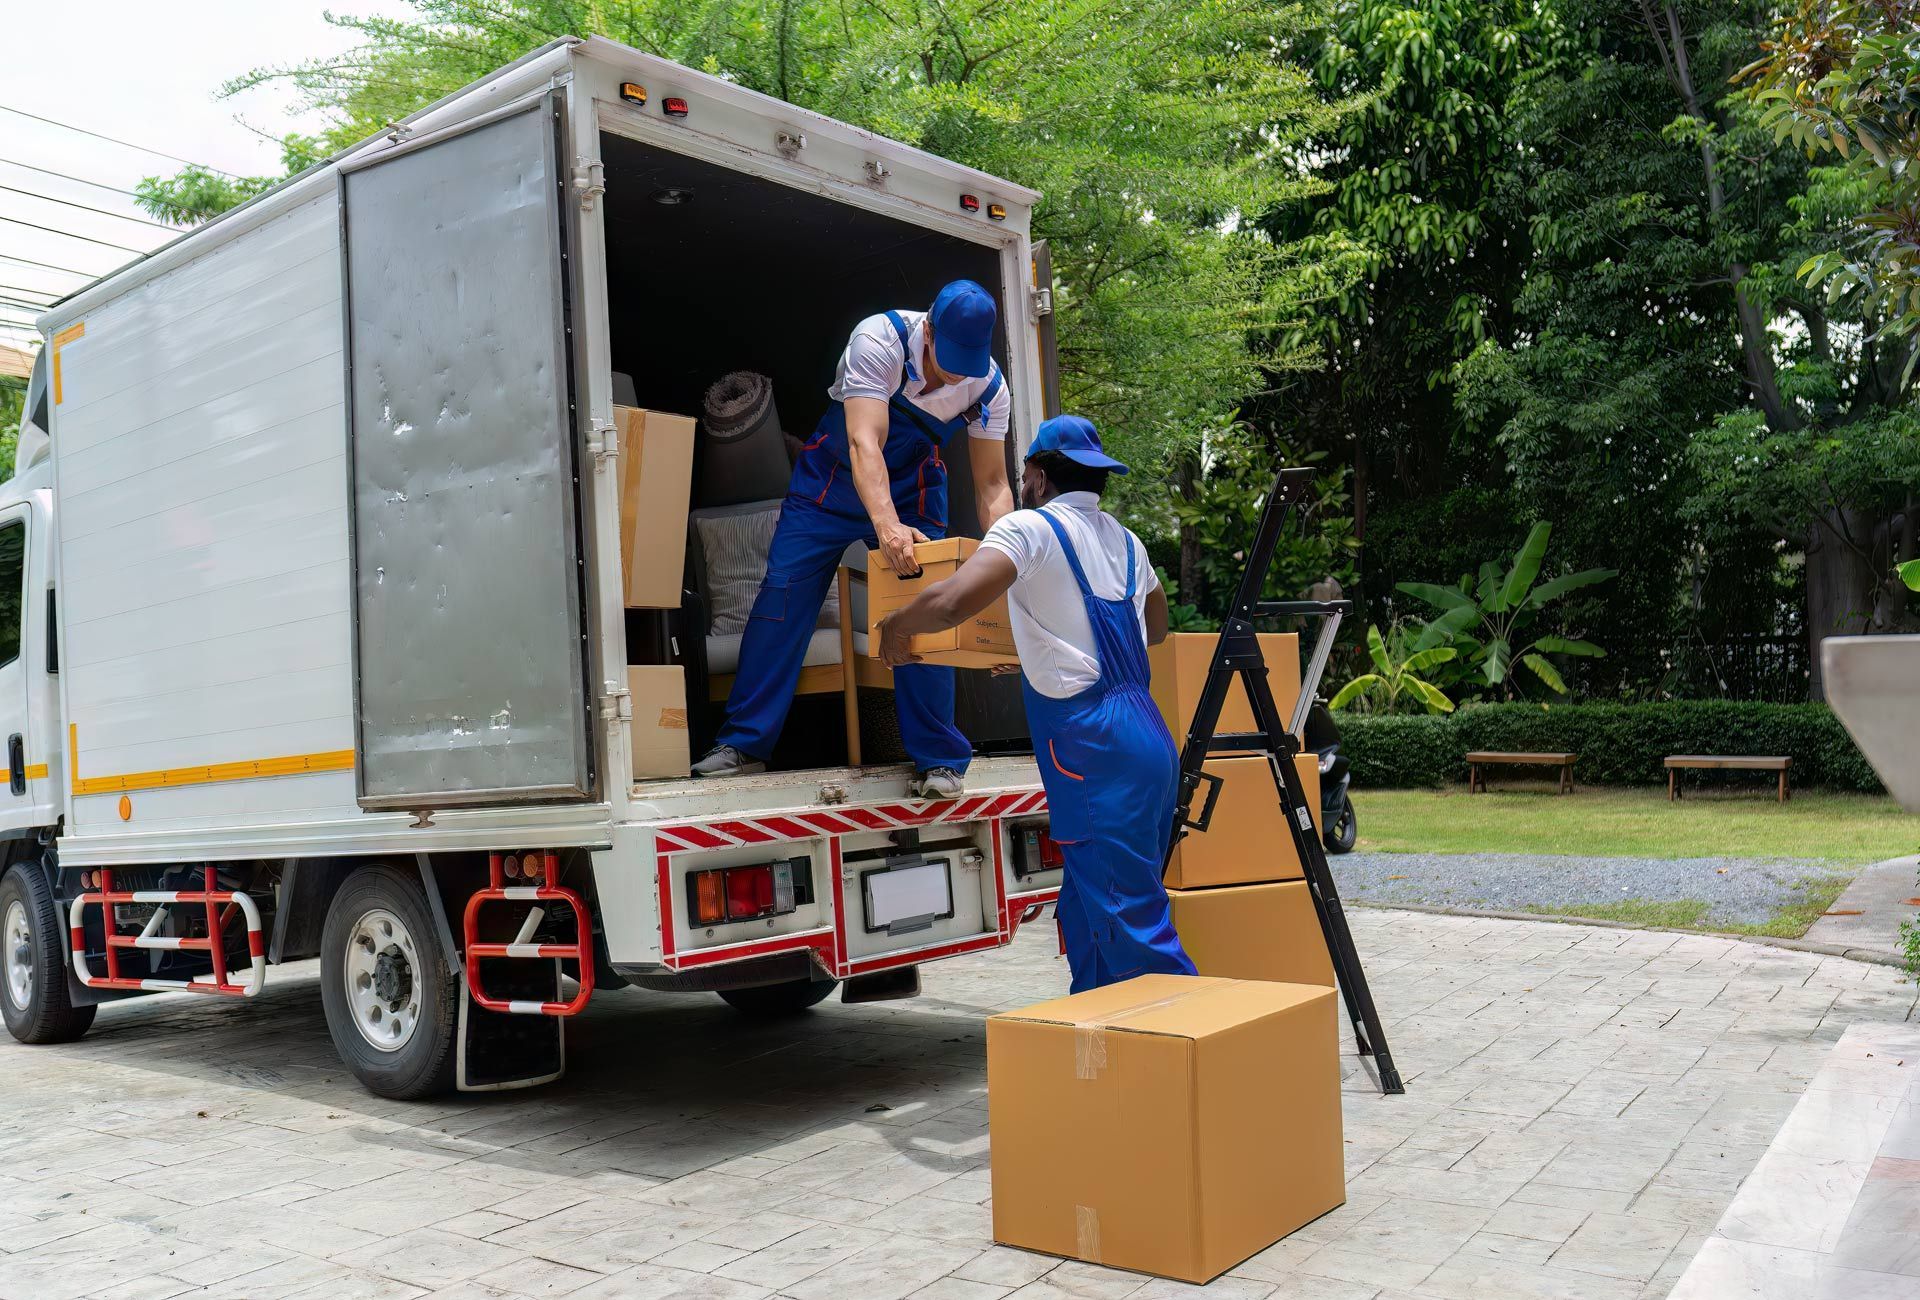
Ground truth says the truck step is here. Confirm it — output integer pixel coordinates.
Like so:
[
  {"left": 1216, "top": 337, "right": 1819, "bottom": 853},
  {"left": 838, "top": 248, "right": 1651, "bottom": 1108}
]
[
  {"left": 67, "top": 872, "right": 265, "bottom": 997},
  {"left": 462, "top": 852, "right": 594, "bottom": 1017}
]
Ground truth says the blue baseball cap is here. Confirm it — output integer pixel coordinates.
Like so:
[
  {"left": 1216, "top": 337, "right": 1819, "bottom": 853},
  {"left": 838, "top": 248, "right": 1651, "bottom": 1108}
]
[
  {"left": 1028, "top": 414, "right": 1129, "bottom": 474},
  {"left": 928, "top": 280, "right": 997, "bottom": 378}
]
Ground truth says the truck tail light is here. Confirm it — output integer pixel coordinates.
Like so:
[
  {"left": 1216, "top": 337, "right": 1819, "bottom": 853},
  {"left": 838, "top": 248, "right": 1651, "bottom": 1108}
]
[
  {"left": 686, "top": 860, "right": 806, "bottom": 927},
  {"left": 663, "top": 97, "right": 690, "bottom": 118},
  {"left": 959, "top": 194, "right": 980, "bottom": 213},
  {"left": 693, "top": 871, "right": 725, "bottom": 925}
]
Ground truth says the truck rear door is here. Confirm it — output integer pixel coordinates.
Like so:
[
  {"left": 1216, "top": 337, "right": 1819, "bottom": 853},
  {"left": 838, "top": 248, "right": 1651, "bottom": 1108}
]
[{"left": 339, "top": 92, "right": 595, "bottom": 811}]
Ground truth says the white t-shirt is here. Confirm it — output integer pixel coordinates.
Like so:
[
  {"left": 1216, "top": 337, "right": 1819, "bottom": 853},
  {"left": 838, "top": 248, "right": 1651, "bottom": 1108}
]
[
  {"left": 827, "top": 311, "right": 1010, "bottom": 440},
  {"left": 979, "top": 493, "right": 1160, "bottom": 699}
]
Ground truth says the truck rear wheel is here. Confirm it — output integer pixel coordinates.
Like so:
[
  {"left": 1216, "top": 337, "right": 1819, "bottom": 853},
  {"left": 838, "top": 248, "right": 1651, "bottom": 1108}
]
[
  {"left": 321, "top": 865, "right": 457, "bottom": 1099},
  {"left": 1, "top": 862, "right": 96, "bottom": 1045},
  {"left": 718, "top": 976, "right": 838, "bottom": 1016}
]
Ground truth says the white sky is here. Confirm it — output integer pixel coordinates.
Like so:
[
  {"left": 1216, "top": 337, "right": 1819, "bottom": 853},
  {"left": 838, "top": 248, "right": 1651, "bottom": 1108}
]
[{"left": 1, "top": 0, "right": 409, "bottom": 347}]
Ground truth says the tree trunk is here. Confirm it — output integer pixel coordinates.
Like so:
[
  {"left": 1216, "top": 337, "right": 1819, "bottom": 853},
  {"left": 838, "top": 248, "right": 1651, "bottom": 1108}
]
[
  {"left": 1804, "top": 508, "right": 1878, "bottom": 701},
  {"left": 1176, "top": 453, "right": 1203, "bottom": 613}
]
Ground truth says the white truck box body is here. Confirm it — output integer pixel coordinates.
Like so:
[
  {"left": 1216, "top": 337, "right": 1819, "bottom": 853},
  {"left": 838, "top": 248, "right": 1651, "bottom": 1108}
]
[{"left": 31, "top": 37, "right": 1055, "bottom": 974}]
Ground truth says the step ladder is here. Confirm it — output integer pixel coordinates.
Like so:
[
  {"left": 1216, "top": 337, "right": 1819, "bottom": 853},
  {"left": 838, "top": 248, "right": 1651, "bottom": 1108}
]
[
  {"left": 462, "top": 851, "right": 595, "bottom": 1016},
  {"left": 68, "top": 866, "right": 266, "bottom": 997},
  {"left": 1167, "top": 465, "right": 1404, "bottom": 1095}
]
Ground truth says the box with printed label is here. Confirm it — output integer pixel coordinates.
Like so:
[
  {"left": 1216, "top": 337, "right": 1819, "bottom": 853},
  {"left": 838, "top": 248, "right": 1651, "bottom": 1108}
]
[
  {"left": 627, "top": 665, "right": 691, "bottom": 780},
  {"left": 866, "top": 537, "right": 1018, "bottom": 669},
  {"left": 1147, "top": 632, "right": 1300, "bottom": 748},
  {"left": 1163, "top": 753, "right": 1321, "bottom": 889},
  {"left": 988, "top": 974, "right": 1344, "bottom": 1282},
  {"left": 1168, "top": 880, "right": 1335, "bottom": 987},
  {"left": 616, "top": 406, "right": 698, "bottom": 608}
]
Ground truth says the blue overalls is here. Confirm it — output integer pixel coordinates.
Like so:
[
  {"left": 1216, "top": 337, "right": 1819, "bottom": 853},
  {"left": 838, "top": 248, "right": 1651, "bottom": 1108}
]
[
  {"left": 1025, "top": 508, "right": 1197, "bottom": 992},
  {"left": 717, "top": 311, "right": 1002, "bottom": 773}
]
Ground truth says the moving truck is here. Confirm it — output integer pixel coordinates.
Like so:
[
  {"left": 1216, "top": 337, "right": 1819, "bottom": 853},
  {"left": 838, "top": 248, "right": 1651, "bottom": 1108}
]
[{"left": 1, "top": 35, "right": 1065, "bottom": 1097}]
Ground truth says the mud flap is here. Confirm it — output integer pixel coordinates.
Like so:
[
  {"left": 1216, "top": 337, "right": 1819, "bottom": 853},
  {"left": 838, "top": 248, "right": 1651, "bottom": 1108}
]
[{"left": 457, "top": 958, "right": 566, "bottom": 1091}]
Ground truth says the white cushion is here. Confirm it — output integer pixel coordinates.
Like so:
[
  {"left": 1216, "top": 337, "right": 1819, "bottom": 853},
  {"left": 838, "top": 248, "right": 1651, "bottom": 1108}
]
[
  {"left": 694, "top": 503, "right": 842, "bottom": 635},
  {"left": 706, "top": 628, "right": 845, "bottom": 675}
]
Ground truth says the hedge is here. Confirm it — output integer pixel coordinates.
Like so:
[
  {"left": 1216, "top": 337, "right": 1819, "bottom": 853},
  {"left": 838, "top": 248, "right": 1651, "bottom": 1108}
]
[{"left": 1340, "top": 701, "right": 1882, "bottom": 792}]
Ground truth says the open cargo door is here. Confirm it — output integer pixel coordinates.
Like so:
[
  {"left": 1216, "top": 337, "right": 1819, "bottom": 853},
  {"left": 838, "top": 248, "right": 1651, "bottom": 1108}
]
[{"left": 340, "top": 93, "right": 594, "bottom": 811}]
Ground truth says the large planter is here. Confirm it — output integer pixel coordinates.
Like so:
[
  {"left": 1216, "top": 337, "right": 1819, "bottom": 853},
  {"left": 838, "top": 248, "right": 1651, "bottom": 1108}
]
[{"left": 1822, "top": 635, "right": 1920, "bottom": 811}]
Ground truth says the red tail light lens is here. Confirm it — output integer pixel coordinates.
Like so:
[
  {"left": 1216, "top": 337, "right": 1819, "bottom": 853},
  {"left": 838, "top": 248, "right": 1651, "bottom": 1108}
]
[
  {"left": 663, "top": 97, "right": 690, "bottom": 118},
  {"left": 959, "top": 193, "right": 980, "bottom": 212},
  {"left": 726, "top": 866, "right": 774, "bottom": 920}
]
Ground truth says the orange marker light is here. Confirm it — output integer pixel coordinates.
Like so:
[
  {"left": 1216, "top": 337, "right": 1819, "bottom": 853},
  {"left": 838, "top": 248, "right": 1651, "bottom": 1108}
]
[{"left": 620, "top": 82, "right": 648, "bottom": 106}]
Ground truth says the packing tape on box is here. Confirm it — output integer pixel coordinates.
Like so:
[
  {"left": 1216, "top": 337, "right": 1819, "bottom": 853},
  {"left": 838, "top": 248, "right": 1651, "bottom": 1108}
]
[
  {"left": 658, "top": 708, "right": 687, "bottom": 729},
  {"left": 1074, "top": 1025, "right": 1108, "bottom": 1080},
  {"left": 1075, "top": 1205, "right": 1102, "bottom": 1262},
  {"left": 1067, "top": 986, "right": 1213, "bottom": 1080}
]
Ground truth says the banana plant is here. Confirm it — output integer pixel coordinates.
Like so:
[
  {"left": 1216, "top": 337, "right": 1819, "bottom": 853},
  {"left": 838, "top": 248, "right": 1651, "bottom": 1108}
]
[
  {"left": 1328, "top": 624, "right": 1457, "bottom": 715},
  {"left": 1397, "top": 522, "right": 1615, "bottom": 698}
]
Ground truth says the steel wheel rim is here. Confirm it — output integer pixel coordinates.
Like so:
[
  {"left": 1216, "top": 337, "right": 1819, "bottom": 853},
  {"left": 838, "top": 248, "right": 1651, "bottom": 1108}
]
[
  {"left": 4, "top": 899, "right": 32, "bottom": 1011},
  {"left": 344, "top": 907, "right": 423, "bottom": 1053}
]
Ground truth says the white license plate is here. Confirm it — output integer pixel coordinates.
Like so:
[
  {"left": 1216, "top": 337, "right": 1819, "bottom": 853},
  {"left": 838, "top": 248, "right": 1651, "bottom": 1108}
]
[{"left": 863, "top": 861, "right": 953, "bottom": 934}]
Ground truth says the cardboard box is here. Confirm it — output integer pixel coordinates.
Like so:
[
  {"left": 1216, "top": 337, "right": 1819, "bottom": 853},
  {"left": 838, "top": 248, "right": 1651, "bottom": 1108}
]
[
  {"left": 1163, "top": 753, "right": 1321, "bottom": 889},
  {"left": 866, "top": 537, "right": 1018, "bottom": 669},
  {"left": 1148, "top": 632, "right": 1300, "bottom": 748},
  {"left": 616, "top": 406, "right": 697, "bottom": 608},
  {"left": 627, "top": 665, "right": 691, "bottom": 780},
  {"left": 1169, "top": 881, "right": 1336, "bottom": 988},
  {"left": 989, "top": 974, "right": 1344, "bottom": 1282}
]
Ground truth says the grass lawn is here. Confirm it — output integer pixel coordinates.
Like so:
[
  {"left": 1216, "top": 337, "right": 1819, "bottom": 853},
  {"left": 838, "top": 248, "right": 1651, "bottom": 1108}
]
[{"left": 1352, "top": 786, "right": 1917, "bottom": 865}]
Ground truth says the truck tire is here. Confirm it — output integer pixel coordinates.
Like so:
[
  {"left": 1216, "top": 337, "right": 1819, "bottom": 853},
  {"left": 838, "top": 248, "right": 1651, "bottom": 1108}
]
[
  {"left": 718, "top": 976, "right": 838, "bottom": 1016},
  {"left": 321, "top": 865, "right": 457, "bottom": 1099},
  {"left": 1, "top": 862, "right": 96, "bottom": 1045}
]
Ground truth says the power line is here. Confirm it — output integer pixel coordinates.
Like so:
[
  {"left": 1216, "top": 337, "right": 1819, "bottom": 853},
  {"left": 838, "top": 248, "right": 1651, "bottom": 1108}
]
[
  {"left": 0, "top": 103, "right": 240, "bottom": 178},
  {"left": 0, "top": 183, "right": 178, "bottom": 231},
  {"left": 0, "top": 215, "right": 146, "bottom": 255},
  {"left": 0, "top": 156, "right": 154, "bottom": 202},
  {"left": 0, "top": 252, "right": 97, "bottom": 277}
]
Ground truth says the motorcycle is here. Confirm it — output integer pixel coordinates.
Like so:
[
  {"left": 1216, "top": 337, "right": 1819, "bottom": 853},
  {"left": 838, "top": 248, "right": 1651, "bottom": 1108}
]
[{"left": 1302, "top": 700, "right": 1357, "bottom": 853}]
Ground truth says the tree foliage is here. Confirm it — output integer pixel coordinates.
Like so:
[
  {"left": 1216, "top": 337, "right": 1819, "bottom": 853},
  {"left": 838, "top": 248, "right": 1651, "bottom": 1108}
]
[{"left": 153, "top": 0, "right": 1362, "bottom": 478}]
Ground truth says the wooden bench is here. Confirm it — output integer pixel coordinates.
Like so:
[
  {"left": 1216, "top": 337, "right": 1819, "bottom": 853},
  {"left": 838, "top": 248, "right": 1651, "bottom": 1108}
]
[
  {"left": 1466, "top": 751, "right": 1577, "bottom": 794},
  {"left": 1665, "top": 755, "right": 1791, "bottom": 803}
]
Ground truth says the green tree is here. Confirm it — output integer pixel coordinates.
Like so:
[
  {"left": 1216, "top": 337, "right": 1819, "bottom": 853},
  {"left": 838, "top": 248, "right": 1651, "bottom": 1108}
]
[
  {"left": 147, "top": 0, "right": 1361, "bottom": 483},
  {"left": 1328, "top": 622, "right": 1456, "bottom": 714}
]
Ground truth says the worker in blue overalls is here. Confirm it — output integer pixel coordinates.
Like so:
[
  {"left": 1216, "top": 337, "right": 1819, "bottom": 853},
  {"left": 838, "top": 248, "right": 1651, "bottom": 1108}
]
[
  {"left": 873, "top": 416, "right": 1195, "bottom": 991},
  {"left": 693, "top": 280, "right": 1015, "bottom": 797}
]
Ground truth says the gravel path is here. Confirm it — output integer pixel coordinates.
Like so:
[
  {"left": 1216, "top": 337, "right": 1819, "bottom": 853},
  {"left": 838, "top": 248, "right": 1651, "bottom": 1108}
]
[{"left": 1330, "top": 850, "right": 1855, "bottom": 927}]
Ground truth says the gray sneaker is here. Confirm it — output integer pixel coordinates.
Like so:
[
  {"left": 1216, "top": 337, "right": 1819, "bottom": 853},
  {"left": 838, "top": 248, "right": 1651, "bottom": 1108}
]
[
  {"left": 910, "top": 767, "right": 964, "bottom": 800},
  {"left": 691, "top": 744, "right": 765, "bottom": 777}
]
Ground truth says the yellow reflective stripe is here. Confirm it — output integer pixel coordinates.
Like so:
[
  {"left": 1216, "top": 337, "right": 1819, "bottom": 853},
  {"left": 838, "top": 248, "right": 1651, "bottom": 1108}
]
[
  {"left": 51, "top": 321, "right": 83, "bottom": 405},
  {"left": 20, "top": 764, "right": 47, "bottom": 780},
  {"left": 65, "top": 725, "right": 354, "bottom": 796}
]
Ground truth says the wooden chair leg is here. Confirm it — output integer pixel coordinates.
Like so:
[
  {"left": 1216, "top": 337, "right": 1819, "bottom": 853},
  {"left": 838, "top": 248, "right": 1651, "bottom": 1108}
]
[
  {"left": 1779, "top": 769, "right": 1788, "bottom": 803},
  {"left": 1668, "top": 770, "right": 1677, "bottom": 801},
  {"left": 837, "top": 568, "right": 861, "bottom": 767},
  {"left": 1469, "top": 764, "right": 1478, "bottom": 793}
]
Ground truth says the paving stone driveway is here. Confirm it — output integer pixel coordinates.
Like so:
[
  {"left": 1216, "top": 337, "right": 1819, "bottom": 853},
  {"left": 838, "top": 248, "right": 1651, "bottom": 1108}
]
[{"left": 1, "top": 910, "right": 1915, "bottom": 1300}]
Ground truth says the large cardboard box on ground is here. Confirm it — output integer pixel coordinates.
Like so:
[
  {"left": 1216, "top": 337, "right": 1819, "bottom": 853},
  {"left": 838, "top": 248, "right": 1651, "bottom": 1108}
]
[
  {"left": 615, "top": 405, "right": 697, "bottom": 608},
  {"left": 988, "top": 974, "right": 1344, "bottom": 1283},
  {"left": 866, "top": 537, "right": 1018, "bottom": 669},
  {"left": 1148, "top": 631, "right": 1300, "bottom": 748},
  {"left": 1163, "top": 753, "right": 1321, "bottom": 889},
  {"left": 627, "top": 666, "right": 691, "bottom": 780},
  {"left": 1169, "top": 881, "right": 1336, "bottom": 988}
]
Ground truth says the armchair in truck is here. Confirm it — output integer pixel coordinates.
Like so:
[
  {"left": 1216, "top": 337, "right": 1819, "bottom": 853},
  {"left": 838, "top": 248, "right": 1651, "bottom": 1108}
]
[{"left": 682, "top": 500, "right": 893, "bottom": 766}]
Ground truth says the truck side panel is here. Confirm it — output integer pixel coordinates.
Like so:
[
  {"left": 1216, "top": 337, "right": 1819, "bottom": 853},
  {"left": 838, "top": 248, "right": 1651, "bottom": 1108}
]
[{"left": 51, "top": 193, "right": 362, "bottom": 839}]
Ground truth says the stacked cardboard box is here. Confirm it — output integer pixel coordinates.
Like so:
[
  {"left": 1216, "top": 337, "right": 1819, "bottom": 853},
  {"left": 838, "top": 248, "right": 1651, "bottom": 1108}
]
[
  {"left": 1145, "top": 632, "right": 1335, "bottom": 984},
  {"left": 865, "top": 538, "right": 1018, "bottom": 669},
  {"left": 615, "top": 405, "right": 697, "bottom": 609},
  {"left": 989, "top": 974, "right": 1344, "bottom": 1281}
]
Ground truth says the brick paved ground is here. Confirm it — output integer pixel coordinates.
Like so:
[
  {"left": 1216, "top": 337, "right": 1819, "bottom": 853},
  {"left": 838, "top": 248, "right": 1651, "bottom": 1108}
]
[{"left": 1, "top": 910, "right": 1914, "bottom": 1300}]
